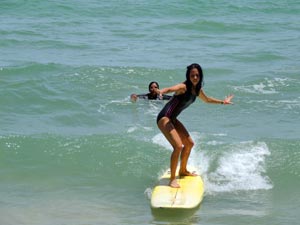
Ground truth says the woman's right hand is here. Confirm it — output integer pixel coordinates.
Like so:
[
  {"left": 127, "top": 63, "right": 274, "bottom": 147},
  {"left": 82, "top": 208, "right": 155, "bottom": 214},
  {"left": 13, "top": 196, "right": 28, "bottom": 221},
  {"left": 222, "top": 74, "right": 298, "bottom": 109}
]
[
  {"left": 130, "top": 94, "right": 138, "bottom": 102},
  {"left": 155, "top": 89, "right": 163, "bottom": 99}
]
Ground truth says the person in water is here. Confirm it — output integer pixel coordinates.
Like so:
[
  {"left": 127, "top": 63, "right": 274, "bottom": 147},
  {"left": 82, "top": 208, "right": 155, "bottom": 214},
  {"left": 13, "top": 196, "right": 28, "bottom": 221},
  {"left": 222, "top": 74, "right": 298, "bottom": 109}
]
[
  {"left": 156, "top": 63, "right": 234, "bottom": 188},
  {"left": 130, "top": 81, "right": 172, "bottom": 101}
]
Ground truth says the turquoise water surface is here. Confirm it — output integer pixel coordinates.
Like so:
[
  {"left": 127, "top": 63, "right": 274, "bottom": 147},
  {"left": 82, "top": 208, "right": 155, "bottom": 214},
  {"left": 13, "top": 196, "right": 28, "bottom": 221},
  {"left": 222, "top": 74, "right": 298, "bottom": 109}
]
[{"left": 1, "top": 1, "right": 300, "bottom": 224}]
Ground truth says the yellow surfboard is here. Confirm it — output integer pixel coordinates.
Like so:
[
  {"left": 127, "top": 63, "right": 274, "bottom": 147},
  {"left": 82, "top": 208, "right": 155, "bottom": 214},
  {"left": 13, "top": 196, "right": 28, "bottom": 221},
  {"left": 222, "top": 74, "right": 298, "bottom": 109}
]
[{"left": 151, "top": 166, "right": 204, "bottom": 209}]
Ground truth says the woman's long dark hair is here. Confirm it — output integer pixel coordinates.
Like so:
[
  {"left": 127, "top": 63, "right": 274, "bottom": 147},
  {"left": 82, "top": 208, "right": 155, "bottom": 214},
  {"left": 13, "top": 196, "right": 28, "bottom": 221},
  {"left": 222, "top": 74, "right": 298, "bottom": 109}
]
[{"left": 185, "top": 63, "right": 204, "bottom": 95}]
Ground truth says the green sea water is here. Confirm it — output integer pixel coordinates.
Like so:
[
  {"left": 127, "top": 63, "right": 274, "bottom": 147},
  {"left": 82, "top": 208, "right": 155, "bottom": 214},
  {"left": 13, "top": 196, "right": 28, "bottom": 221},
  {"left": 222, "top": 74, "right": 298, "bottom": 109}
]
[{"left": 1, "top": 1, "right": 300, "bottom": 224}]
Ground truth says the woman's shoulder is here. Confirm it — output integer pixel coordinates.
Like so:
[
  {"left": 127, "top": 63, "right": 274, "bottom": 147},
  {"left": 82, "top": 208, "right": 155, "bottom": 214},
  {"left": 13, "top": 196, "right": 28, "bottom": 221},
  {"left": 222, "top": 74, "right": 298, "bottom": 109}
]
[{"left": 174, "top": 82, "right": 187, "bottom": 94}]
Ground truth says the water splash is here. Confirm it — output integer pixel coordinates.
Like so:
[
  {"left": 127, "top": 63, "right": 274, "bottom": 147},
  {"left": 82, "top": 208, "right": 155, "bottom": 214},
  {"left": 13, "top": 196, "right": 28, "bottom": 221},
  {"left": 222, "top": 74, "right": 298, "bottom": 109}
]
[
  {"left": 204, "top": 141, "right": 273, "bottom": 193},
  {"left": 152, "top": 133, "right": 273, "bottom": 194}
]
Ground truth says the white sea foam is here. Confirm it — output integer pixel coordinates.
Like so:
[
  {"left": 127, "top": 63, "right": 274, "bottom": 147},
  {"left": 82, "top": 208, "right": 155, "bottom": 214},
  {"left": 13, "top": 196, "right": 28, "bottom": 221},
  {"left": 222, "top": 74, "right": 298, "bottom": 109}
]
[
  {"left": 152, "top": 133, "right": 173, "bottom": 151},
  {"left": 152, "top": 132, "right": 273, "bottom": 194},
  {"left": 152, "top": 132, "right": 205, "bottom": 151},
  {"left": 127, "top": 126, "right": 138, "bottom": 133},
  {"left": 127, "top": 125, "right": 153, "bottom": 133},
  {"left": 204, "top": 141, "right": 273, "bottom": 193},
  {"left": 233, "top": 77, "right": 292, "bottom": 94},
  {"left": 234, "top": 82, "right": 277, "bottom": 94},
  {"left": 278, "top": 98, "right": 300, "bottom": 110},
  {"left": 144, "top": 102, "right": 162, "bottom": 116}
]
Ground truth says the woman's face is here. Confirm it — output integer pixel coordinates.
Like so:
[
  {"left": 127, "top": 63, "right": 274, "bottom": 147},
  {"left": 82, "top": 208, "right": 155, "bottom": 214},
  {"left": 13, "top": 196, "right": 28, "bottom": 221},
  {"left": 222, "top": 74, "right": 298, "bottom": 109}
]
[
  {"left": 189, "top": 68, "right": 200, "bottom": 86},
  {"left": 149, "top": 83, "right": 158, "bottom": 94}
]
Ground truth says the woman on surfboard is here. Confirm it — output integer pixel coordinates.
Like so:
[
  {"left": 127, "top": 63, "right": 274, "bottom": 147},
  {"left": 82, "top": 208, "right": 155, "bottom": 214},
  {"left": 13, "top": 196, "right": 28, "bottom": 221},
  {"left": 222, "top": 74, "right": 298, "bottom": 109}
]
[
  {"left": 156, "top": 63, "right": 234, "bottom": 188},
  {"left": 130, "top": 81, "right": 172, "bottom": 101}
]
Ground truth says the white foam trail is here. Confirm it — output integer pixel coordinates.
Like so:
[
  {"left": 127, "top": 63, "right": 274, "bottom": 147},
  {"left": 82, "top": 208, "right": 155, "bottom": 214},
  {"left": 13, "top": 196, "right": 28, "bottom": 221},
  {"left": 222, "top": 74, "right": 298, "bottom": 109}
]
[
  {"left": 152, "top": 132, "right": 273, "bottom": 194},
  {"left": 204, "top": 141, "right": 273, "bottom": 193}
]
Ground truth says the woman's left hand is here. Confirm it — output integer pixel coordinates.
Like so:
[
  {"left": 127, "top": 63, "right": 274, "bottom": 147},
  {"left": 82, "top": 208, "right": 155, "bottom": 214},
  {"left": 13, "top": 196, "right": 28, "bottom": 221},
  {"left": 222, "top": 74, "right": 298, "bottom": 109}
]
[{"left": 223, "top": 94, "right": 234, "bottom": 104}]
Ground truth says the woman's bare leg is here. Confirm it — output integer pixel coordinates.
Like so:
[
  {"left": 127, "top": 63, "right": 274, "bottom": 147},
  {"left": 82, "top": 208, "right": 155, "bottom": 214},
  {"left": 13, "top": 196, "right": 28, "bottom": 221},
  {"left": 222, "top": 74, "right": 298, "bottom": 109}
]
[
  {"left": 157, "top": 117, "right": 183, "bottom": 188},
  {"left": 173, "top": 119, "right": 197, "bottom": 176}
]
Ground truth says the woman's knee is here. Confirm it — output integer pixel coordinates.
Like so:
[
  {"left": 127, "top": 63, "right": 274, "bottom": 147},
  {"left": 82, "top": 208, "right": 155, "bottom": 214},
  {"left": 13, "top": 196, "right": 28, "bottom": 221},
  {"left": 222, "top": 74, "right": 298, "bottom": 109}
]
[
  {"left": 173, "top": 143, "right": 183, "bottom": 153},
  {"left": 184, "top": 138, "right": 194, "bottom": 149}
]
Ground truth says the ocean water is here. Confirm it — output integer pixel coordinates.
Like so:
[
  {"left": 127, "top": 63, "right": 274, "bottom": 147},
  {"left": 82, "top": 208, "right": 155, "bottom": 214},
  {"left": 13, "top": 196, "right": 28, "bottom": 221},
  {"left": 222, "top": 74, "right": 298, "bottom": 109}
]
[{"left": 1, "top": 0, "right": 300, "bottom": 224}]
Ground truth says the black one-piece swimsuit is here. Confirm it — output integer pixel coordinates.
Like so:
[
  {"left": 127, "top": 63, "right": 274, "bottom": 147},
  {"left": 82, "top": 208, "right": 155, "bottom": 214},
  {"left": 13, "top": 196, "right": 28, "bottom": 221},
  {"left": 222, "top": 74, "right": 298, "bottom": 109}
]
[{"left": 156, "top": 91, "right": 196, "bottom": 123}]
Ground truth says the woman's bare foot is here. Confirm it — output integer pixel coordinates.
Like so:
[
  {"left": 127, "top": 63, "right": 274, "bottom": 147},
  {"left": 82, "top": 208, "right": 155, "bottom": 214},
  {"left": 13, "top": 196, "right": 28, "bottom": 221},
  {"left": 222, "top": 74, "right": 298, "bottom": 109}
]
[
  {"left": 179, "top": 170, "right": 197, "bottom": 177},
  {"left": 169, "top": 179, "right": 180, "bottom": 188}
]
